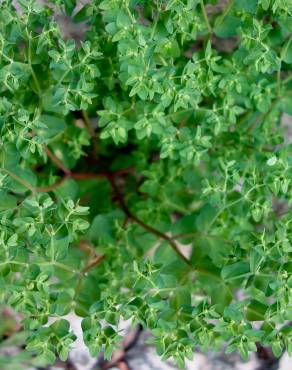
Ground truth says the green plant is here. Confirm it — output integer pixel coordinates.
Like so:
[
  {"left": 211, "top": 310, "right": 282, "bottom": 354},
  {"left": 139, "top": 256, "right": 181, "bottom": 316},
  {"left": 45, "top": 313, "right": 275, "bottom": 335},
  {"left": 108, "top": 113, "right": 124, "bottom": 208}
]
[{"left": 0, "top": 0, "right": 292, "bottom": 367}]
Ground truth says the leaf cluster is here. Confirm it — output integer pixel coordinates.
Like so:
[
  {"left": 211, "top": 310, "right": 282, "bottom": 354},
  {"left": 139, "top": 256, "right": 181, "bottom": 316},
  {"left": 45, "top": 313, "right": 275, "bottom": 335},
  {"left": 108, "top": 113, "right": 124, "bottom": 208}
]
[{"left": 0, "top": 0, "right": 292, "bottom": 367}]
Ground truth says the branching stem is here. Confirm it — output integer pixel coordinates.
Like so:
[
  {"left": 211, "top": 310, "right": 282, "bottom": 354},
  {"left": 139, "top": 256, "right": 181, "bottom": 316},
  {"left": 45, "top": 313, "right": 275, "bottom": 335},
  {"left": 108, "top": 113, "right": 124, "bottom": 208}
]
[{"left": 109, "top": 177, "right": 192, "bottom": 266}]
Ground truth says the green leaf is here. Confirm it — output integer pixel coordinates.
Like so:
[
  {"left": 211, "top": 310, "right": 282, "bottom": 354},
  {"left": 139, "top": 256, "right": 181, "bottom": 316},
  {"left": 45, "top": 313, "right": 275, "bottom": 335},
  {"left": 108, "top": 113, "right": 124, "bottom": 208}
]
[
  {"left": 171, "top": 286, "right": 191, "bottom": 309},
  {"left": 0, "top": 143, "right": 20, "bottom": 169},
  {"left": 246, "top": 300, "right": 268, "bottom": 321},
  {"left": 235, "top": 0, "right": 258, "bottom": 13},
  {"left": 260, "top": 0, "right": 270, "bottom": 11},
  {"left": 46, "top": 237, "right": 69, "bottom": 261},
  {"left": 89, "top": 210, "right": 124, "bottom": 243},
  {"left": 251, "top": 207, "right": 263, "bottom": 222},
  {"left": 267, "top": 156, "right": 277, "bottom": 166},
  {"left": 74, "top": 4, "right": 93, "bottom": 22},
  {"left": 37, "top": 115, "right": 66, "bottom": 139},
  {"left": 0, "top": 0, "right": 291, "bottom": 364},
  {"left": 64, "top": 0, "right": 77, "bottom": 16},
  {"left": 7, "top": 167, "right": 37, "bottom": 193},
  {"left": 282, "top": 39, "right": 292, "bottom": 64},
  {"left": 195, "top": 204, "right": 216, "bottom": 231},
  {"left": 272, "top": 341, "right": 283, "bottom": 357},
  {"left": 250, "top": 248, "right": 263, "bottom": 273},
  {"left": 280, "top": 96, "right": 292, "bottom": 114},
  {"left": 0, "top": 190, "right": 17, "bottom": 210},
  {"left": 221, "top": 262, "right": 250, "bottom": 281},
  {"left": 50, "top": 319, "right": 70, "bottom": 337},
  {"left": 215, "top": 16, "right": 242, "bottom": 38}
]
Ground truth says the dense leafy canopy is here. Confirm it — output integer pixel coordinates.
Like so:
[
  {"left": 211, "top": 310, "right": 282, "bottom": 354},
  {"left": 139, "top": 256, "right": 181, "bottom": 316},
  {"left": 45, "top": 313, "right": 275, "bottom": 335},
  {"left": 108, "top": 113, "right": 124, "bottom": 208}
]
[{"left": 0, "top": 0, "right": 292, "bottom": 367}]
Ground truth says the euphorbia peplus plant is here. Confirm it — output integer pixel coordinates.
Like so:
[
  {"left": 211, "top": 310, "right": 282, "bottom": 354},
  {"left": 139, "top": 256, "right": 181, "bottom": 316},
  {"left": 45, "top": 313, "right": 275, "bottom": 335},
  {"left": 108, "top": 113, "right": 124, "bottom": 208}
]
[{"left": 0, "top": 0, "right": 292, "bottom": 367}]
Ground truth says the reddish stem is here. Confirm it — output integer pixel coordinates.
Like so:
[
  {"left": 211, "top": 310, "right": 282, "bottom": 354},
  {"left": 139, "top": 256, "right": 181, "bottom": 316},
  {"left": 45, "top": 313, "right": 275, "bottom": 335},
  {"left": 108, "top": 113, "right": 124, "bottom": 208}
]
[
  {"left": 109, "top": 177, "right": 192, "bottom": 266},
  {"left": 44, "top": 146, "right": 71, "bottom": 175},
  {"left": 36, "top": 176, "right": 68, "bottom": 192},
  {"left": 40, "top": 145, "right": 134, "bottom": 192},
  {"left": 81, "top": 254, "right": 105, "bottom": 273},
  {"left": 41, "top": 147, "right": 190, "bottom": 265}
]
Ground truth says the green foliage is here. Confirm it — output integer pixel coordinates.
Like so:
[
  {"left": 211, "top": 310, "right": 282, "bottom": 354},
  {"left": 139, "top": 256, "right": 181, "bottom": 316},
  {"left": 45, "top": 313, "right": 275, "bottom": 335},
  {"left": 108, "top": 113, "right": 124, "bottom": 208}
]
[{"left": 0, "top": 0, "right": 292, "bottom": 367}]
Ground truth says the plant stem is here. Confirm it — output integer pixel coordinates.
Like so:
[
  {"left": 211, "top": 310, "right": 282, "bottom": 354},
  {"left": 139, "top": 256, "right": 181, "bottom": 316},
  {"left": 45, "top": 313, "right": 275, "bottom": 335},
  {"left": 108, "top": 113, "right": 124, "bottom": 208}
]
[
  {"left": 44, "top": 144, "right": 134, "bottom": 180},
  {"left": 5, "top": 149, "right": 134, "bottom": 194},
  {"left": 36, "top": 177, "right": 68, "bottom": 192},
  {"left": 125, "top": 6, "right": 135, "bottom": 23},
  {"left": 246, "top": 99, "right": 279, "bottom": 133},
  {"left": 27, "top": 30, "right": 41, "bottom": 96},
  {"left": 277, "top": 67, "right": 282, "bottom": 97},
  {"left": 73, "top": 254, "right": 105, "bottom": 304},
  {"left": 109, "top": 177, "right": 192, "bottom": 266},
  {"left": 81, "top": 254, "right": 105, "bottom": 273},
  {"left": 200, "top": 0, "right": 212, "bottom": 36},
  {"left": 44, "top": 145, "right": 72, "bottom": 175},
  {"left": 214, "top": 0, "right": 233, "bottom": 31},
  {"left": 283, "top": 74, "right": 292, "bottom": 85},
  {"left": 82, "top": 110, "right": 98, "bottom": 158},
  {"left": 159, "top": 55, "right": 168, "bottom": 66},
  {"left": 206, "top": 184, "right": 265, "bottom": 231},
  {"left": 2, "top": 168, "right": 36, "bottom": 193}
]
